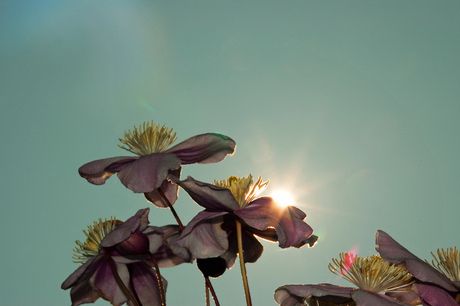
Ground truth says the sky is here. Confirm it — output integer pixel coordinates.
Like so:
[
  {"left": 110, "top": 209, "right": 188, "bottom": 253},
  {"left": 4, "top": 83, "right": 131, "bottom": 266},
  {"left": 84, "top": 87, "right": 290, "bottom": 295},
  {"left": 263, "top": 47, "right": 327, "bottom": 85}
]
[{"left": 1, "top": 1, "right": 460, "bottom": 305}]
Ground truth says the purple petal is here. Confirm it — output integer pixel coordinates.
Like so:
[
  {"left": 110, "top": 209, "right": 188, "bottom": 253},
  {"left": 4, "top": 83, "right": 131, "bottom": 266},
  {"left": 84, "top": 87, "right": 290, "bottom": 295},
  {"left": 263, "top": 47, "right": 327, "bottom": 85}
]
[
  {"left": 62, "top": 256, "right": 99, "bottom": 290},
  {"left": 142, "top": 226, "right": 165, "bottom": 254},
  {"left": 165, "top": 133, "right": 236, "bottom": 164},
  {"left": 274, "top": 284, "right": 354, "bottom": 306},
  {"left": 101, "top": 209, "right": 150, "bottom": 248},
  {"left": 117, "top": 153, "right": 181, "bottom": 193},
  {"left": 144, "top": 168, "right": 181, "bottom": 208},
  {"left": 221, "top": 228, "right": 263, "bottom": 269},
  {"left": 130, "top": 262, "right": 166, "bottom": 306},
  {"left": 235, "top": 197, "right": 315, "bottom": 248},
  {"left": 351, "top": 289, "right": 413, "bottom": 306},
  {"left": 413, "top": 283, "right": 459, "bottom": 306},
  {"left": 79, "top": 156, "right": 137, "bottom": 185},
  {"left": 90, "top": 260, "right": 130, "bottom": 306},
  {"left": 149, "top": 225, "right": 192, "bottom": 267},
  {"left": 385, "top": 289, "right": 421, "bottom": 305},
  {"left": 177, "top": 211, "right": 229, "bottom": 258},
  {"left": 171, "top": 176, "right": 240, "bottom": 211},
  {"left": 375, "top": 230, "right": 457, "bottom": 292}
]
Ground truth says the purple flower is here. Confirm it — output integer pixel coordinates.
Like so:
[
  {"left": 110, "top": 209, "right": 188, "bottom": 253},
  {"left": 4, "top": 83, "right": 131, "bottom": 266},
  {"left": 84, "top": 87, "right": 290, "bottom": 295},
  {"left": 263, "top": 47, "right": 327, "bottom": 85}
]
[
  {"left": 61, "top": 208, "right": 177, "bottom": 306},
  {"left": 275, "top": 252, "right": 419, "bottom": 306},
  {"left": 375, "top": 230, "right": 460, "bottom": 305},
  {"left": 172, "top": 174, "right": 318, "bottom": 268},
  {"left": 78, "top": 122, "right": 236, "bottom": 207}
]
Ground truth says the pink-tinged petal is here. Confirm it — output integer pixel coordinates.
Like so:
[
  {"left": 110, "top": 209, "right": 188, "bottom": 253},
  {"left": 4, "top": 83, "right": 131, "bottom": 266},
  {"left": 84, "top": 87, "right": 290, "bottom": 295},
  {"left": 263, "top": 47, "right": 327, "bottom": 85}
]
[
  {"left": 90, "top": 260, "right": 130, "bottom": 306},
  {"left": 236, "top": 197, "right": 315, "bottom": 248},
  {"left": 352, "top": 289, "right": 413, "bottom": 306},
  {"left": 79, "top": 156, "right": 138, "bottom": 185},
  {"left": 177, "top": 212, "right": 229, "bottom": 258},
  {"left": 413, "top": 283, "right": 459, "bottom": 306},
  {"left": 101, "top": 208, "right": 150, "bottom": 248},
  {"left": 171, "top": 176, "right": 240, "bottom": 211},
  {"left": 130, "top": 262, "right": 166, "bottom": 306},
  {"left": 375, "top": 230, "right": 457, "bottom": 292},
  {"left": 274, "top": 284, "right": 354, "bottom": 306},
  {"left": 144, "top": 168, "right": 181, "bottom": 208},
  {"left": 165, "top": 133, "right": 236, "bottom": 165},
  {"left": 117, "top": 153, "right": 181, "bottom": 193}
]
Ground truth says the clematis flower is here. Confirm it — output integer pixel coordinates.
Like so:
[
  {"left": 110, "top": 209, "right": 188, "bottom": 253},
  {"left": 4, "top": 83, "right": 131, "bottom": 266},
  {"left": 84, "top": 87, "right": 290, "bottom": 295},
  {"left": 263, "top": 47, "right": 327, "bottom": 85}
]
[
  {"left": 78, "top": 121, "right": 236, "bottom": 207},
  {"left": 375, "top": 230, "right": 460, "bottom": 305},
  {"left": 61, "top": 208, "right": 179, "bottom": 306},
  {"left": 172, "top": 174, "right": 318, "bottom": 270},
  {"left": 275, "top": 253, "right": 419, "bottom": 306}
]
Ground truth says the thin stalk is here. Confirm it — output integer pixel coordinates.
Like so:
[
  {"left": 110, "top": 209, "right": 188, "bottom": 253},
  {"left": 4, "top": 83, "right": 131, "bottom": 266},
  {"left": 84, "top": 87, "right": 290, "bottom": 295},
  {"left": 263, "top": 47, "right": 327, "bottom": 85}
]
[
  {"left": 150, "top": 254, "right": 167, "bottom": 306},
  {"left": 107, "top": 257, "right": 140, "bottom": 306},
  {"left": 205, "top": 277, "right": 220, "bottom": 306},
  {"left": 205, "top": 278, "right": 210, "bottom": 306},
  {"left": 236, "top": 219, "right": 252, "bottom": 306}
]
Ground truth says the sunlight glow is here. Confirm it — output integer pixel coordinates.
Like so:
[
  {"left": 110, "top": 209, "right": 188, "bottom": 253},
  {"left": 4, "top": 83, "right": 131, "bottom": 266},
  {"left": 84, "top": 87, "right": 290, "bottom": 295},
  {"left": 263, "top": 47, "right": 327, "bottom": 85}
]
[{"left": 270, "top": 190, "right": 294, "bottom": 207}]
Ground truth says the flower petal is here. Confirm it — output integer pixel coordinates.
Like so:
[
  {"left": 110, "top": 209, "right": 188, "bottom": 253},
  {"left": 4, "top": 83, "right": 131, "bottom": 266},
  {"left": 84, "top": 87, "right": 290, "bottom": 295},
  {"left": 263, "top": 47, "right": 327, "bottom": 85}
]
[
  {"left": 130, "top": 262, "right": 166, "bottom": 306},
  {"left": 177, "top": 211, "right": 229, "bottom": 258},
  {"left": 170, "top": 175, "right": 240, "bottom": 211},
  {"left": 117, "top": 153, "right": 181, "bottom": 193},
  {"left": 235, "top": 197, "right": 315, "bottom": 248},
  {"left": 149, "top": 225, "right": 192, "bottom": 267},
  {"left": 144, "top": 168, "right": 181, "bottom": 208},
  {"left": 79, "top": 156, "right": 137, "bottom": 185},
  {"left": 221, "top": 228, "right": 264, "bottom": 269},
  {"left": 274, "top": 284, "right": 354, "bottom": 306},
  {"left": 62, "top": 256, "right": 99, "bottom": 290},
  {"left": 351, "top": 289, "right": 413, "bottom": 306},
  {"left": 412, "top": 283, "right": 459, "bottom": 306},
  {"left": 165, "top": 133, "right": 236, "bottom": 165},
  {"left": 90, "top": 260, "right": 130, "bottom": 306},
  {"left": 375, "top": 230, "right": 457, "bottom": 292}
]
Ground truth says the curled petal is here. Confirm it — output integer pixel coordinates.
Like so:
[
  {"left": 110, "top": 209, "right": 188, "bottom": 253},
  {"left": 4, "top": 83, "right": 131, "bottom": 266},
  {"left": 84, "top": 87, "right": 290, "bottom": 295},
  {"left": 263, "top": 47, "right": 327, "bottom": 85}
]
[
  {"left": 412, "top": 283, "right": 459, "bottom": 306},
  {"left": 62, "top": 256, "right": 99, "bottom": 290},
  {"left": 165, "top": 133, "right": 236, "bottom": 165},
  {"left": 90, "top": 260, "right": 130, "bottom": 306},
  {"left": 235, "top": 197, "right": 315, "bottom": 248},
  {"left": 79, "top": 156, "right": 137, "bottom": 185},
  {"left": 170, "top": 175, "right": 240, "bottom": 211},
  {"left": 117, "top": 153, "right": 181, "bottom": 193},
  {"left": 274, "top": 284, "right": 354, "bottom": 306},
  {"left": 130, "top": 262, "right": 166, "bottom": 306},
  {"left": 144, "top": 168, "right": 181, "bottom": 208},
  {"left": 220, "top": 228, "right": 264, "bottom": 269},
  {"left": 375, "top": 230, "right": 457, "bottom": 292}
]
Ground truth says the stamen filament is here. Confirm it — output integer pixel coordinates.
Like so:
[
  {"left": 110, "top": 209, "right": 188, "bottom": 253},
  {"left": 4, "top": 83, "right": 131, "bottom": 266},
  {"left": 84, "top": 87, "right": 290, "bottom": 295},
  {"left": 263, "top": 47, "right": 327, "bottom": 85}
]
[{"left": 427, "top": 247, "right": 460, "bottom": 282}]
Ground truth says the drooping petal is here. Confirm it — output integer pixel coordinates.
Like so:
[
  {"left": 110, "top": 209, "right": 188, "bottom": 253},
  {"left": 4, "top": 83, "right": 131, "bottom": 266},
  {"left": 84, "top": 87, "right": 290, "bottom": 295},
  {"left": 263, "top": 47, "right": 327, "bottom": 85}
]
[
  {"left": 220, "top": 227, "right": 264, "bottom": 269},
  {"left": 412, "top": 283, "right": 459, "bottom": 306},
  {"left": 165, "top": 133, "right": 236, "bottom": 165},
  {"left": 149, "top": 225, "right": 192, "bottom": 268},
  {"left": 117, "top": 153, "right": 181, "bottom": 193},
  {"left": 101, "top": 208, "right": 150, "bottom": 248},
  {"left": 129, "top": 262, "right": 166, "bottom": 306},
  {"left": 274, "top": 284, "right": 354, "bottom": 306},
  {"left": 62, "top": 256, "right": 99, "bottom": 290},
  {"left": 170, "top": 175, "right": 241, "bottom": 211},
  {"left": 90, "top": 260, "right": 130, "bottom": 306},
  {"left": 235, "top": 197, "right": 315, "bottom": 248},
  {"left": 375, "top": 230, "right": 457, "bottom": 292},
  {"left": 79, "top": 156, "right": 138, "bottom": 185},
  {"left": 351, "top": 289, "right": 413, "bottom": 306},
  {"left": 177, "top": 211, "right": 229, "bottom": 258},
  {"left": 144, "top": 168, "right": 181, "bottom": 207}
]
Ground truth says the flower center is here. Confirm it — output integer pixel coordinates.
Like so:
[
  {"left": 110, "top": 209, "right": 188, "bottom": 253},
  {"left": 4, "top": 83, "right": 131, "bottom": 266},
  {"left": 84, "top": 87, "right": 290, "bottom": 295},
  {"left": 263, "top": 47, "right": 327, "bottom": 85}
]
[
  {"left": 72, "top": 217, "right": 119, "bottom": 265},
  {"left": 427, "top": 247, "right": 460, "bottom": 282},
  {"left": 118, "top": 121, "right": 177, "bottom": 156},
  {"left": 214, "top": 174, "right": 269, "bottom": 209},
  {"left": 328, "top": 253, "right": 414, "bottom": 293}
]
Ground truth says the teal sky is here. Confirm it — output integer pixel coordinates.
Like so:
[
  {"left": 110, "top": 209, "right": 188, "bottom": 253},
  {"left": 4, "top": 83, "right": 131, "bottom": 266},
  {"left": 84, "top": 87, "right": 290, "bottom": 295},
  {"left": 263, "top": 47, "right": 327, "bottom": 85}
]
[{"left": 1, "top": 1, "right": 460, "bottom": 305}]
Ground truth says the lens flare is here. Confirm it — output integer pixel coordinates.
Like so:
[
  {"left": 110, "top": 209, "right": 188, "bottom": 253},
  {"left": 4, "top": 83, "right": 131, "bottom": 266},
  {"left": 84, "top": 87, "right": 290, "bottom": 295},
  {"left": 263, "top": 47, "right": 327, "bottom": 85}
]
[{"left": 270, "top": 189, "right": 294, "bottom": 207}]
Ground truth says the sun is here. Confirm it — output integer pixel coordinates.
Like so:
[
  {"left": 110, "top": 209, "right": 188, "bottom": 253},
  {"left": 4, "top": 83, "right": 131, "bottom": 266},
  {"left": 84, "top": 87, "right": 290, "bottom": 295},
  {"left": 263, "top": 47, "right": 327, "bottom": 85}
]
[{"left": 270, "top": 189, "right": 294, "bottom": 207}]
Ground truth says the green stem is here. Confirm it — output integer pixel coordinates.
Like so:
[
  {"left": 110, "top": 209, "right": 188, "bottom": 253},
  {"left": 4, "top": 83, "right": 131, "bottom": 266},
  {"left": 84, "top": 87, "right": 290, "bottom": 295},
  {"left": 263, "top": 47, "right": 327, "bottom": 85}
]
[
  {"left": 236, "top": 219, "right": 252, "bottom": 306},
  {"left": 150, "top": 254, "right": 166, "bottom": 306},
  {"left": 107, "top": 257, "right": 140, "bottom": 306}
]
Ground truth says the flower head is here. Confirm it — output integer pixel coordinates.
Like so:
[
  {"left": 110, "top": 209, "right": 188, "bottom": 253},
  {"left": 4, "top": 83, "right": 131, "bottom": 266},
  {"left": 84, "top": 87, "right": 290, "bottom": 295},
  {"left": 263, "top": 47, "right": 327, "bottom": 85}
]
[
  {"left": 61, "top": 208, "right": 184, "bottom": 306},
  {"left": 171, "top": 175, "right": 317, "bottom": 269},
  {"left": 78, "top": 121, "right": 236, "bottom": 207}
]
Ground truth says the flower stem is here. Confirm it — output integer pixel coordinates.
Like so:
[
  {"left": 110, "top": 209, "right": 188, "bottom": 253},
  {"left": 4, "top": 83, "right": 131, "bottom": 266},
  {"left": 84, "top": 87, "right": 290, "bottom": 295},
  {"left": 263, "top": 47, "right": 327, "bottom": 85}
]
[
  {"left": 107, "top": 257, "right": 140, "bottom": 306},
  {"left": 157, "top": 188, "right": 184, "bottom": 230},
  {"left": 150, "top": 254, "right": 167, "bottom": 306},
  {"left": 236, "top": 219, "right": 252, "bottom": 306},
  {"left": 205, "top": 277, "right": 220, "bottom": 306},
  {"left": 205, "top": 278, "right": 210, "bottom": 306}
]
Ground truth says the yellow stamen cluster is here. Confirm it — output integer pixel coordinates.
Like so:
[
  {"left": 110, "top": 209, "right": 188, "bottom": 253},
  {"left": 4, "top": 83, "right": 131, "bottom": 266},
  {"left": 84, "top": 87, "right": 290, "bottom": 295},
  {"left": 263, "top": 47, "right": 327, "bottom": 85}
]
[
  {"left": 304, "top": 297, "right": 356, "bottom": 306},
  {"left": 118, "top": 121, "right": 177, "bottom": 156},
  {"left": 427, "top": 247, "right": 460, "bottom": 282},
  {"left": 72, "top": 217, "right": 118, "bottom": 264},
  {"left": 214, "top": 175, "right": 269, "bottom": 209},
  {"left": 328, "top": 253, "right": 413, "bottom": 293}
]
